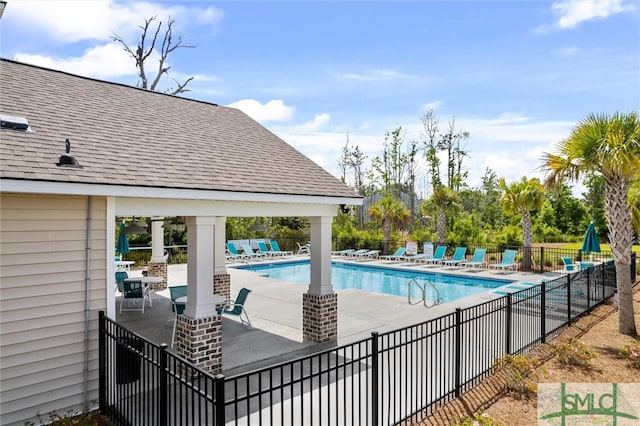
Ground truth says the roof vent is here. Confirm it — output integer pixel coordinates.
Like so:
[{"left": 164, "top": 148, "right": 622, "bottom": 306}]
[
  {"left": 57, "top": 138, "right": 82, "bottom": 168},
  {"left": 0, "top": 114, "right": 33, "bottom": 132}
]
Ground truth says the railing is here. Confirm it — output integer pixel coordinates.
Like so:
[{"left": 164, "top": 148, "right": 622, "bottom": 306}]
[{"left": 100, "top": 259, "right": 629, "bottom": 425}]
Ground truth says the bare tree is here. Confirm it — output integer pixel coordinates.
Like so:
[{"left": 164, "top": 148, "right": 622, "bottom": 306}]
[{"left": 112, "top": 16, "right": 195, "bottom": 95}]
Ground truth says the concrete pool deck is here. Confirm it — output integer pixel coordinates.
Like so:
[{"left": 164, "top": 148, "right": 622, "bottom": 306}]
[{"left": 116, "top": 255, "right": 561, "bottom": 375}]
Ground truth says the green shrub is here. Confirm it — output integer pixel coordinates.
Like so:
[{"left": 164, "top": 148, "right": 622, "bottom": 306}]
[
  {"left": 454, "top": 413, "right": 504, "bottom": 425},
  {"left": 554, "top": 338, "right": 597, "bottom": 367},
  {"left": 618, "top": 342, "right": 640, "bottom": 369},
  {"left": 493, "top": 354, "right": 545, "bottom": 398}
]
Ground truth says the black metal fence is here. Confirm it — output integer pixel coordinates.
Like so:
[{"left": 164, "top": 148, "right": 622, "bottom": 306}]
[{"left": 100, "top": 259, "right": 627, "bottom": 425}]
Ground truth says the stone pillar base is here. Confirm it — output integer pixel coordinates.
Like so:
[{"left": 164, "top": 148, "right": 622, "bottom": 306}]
[
  {"left": 214, "top": 273, "right": 231, "bottom": 298},
  {"left": 147, "top": 261, "right": 167, "bottom": 291},
  {"left": 176, "top": 314, "right": 222, "bottom": 374},
  {"left": 302, "top": 293, "right": 338, "bottom": 343}
]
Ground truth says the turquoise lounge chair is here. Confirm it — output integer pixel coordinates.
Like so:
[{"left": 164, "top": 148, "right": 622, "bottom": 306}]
[
  {"left": 439, "top": 247, "right": 467, "bottom": 266},
  {"left": 241, "top": 243, "right": 266, "bottom": 258},
  {"left": 257, "top": 241, "right": 282, "bottom": 256},
  {"left": 489, "top": 249, "right": 518, "bottom": 271},
  {"left": 380, "top": 247, "right": 407, "bottom": 261},
  {"left": 347, "top": 249, "right": 370, "bottom": 258},
  {"left": 226, "top": 242, "right": 252, "bottom": 261},
  {"left": 332, "top": 249, "right": 355, "bottom": 256},
  {"left": 421, "top": 245, "right": 447, "bottom": 266},
  {"left": 270, "top": 240, "right": 293, "bottom": 256},
  {"left": 460, "top": 248, "right": 487, "bottom": 269},
  {"left": 353, "top": 249, "right": 380, "bottom": 261}
]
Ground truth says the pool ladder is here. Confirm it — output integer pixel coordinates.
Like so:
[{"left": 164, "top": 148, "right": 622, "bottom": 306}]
[{"left": 407, "top": 278, "right": 441, "bottom": 308}]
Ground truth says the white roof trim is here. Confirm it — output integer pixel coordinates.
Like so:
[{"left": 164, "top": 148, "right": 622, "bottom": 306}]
[{"left": 0, "top": 179, "right": 363, "bottom": 206}]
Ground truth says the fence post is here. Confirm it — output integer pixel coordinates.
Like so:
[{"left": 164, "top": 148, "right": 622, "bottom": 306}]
[
  {"left": 159, "top": 344, "right": 168, "bottom": 426},
  {"left": 215, "top": 374, "right": 226, "bottom": 426},
  {"left": 454, "top": 308, "right": 462, "bottom": 397},
  {"left": 540, "top": 283, "right": 546, "bottom": 344},
  {"left": 371, "top": 332, "right": 379, "bottom": 426},
  {"left": 540, "top": 246, "right": 545, "bottom": 273},
  {"left": 98, "top": 311, "right": 106, "bottom": 415},
  {"left": 632, "top": 251, "right": 637, "bottom": 279},
  {"left": 586, "top": 268, "right": 592, "bottom": 313},
  {"left": 567, "top": 274, "right": 572, "bottom": 326},
  {"left": 505, "top": 295, "right": 512, "bottom": 355}
]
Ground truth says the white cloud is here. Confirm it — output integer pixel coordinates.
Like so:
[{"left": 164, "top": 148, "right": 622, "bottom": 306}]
[
  {"left": 14, "top": 43, "right": 138, "bottom": 79},
  {"left": 227, "top": 99, "right": 295, "bottom": 122},
  {"left": 422, "top": 101, "right": 443, "bottom": 112},
  {"left": 5, "top": 1, "right": 223, "bottom": 42},
  {"left": 338, "top": 69, "right": 411, "bottom": 82},
  {"left": 557, "top": 46, "right": 579, "bottom": 56},
  {"left": 551, "top": 0, "right": 635, "bottom": 29},
  {"left": 292, "top": 114, "right": 331, "bottom": 132}
]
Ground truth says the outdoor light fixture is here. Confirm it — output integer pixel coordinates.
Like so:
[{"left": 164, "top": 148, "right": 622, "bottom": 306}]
[
  {"left": 339, "top": 204, "right": 351, "bottom": 214},
  {"left": 122, "top": 218, "right": 149, "bottom": 235},
  {"left": 248, "top": 221, "right": 266, "bottom": 232}
]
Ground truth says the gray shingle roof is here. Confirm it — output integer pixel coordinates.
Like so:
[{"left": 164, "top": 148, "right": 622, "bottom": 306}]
[{"left": 0, "top": 59, "right": 360, "bottom": 199}]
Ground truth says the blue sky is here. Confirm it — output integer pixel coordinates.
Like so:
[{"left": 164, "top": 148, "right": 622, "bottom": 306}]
[{"left": 1, "top": 0, "right": 638, "bottom": 197}]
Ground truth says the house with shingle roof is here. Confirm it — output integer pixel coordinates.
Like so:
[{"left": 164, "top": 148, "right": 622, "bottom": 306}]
[{"left": 0, "top": 58, "right": 362, "bottom": 426}]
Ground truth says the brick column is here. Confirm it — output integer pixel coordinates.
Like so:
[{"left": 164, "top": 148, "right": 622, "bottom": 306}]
[
  {"left": 214, "top": 273, "right": 231, "bottom": 299},
  {"left": 147, "top": 261, "right": 167, "bottom": 291},
  {"left": 302, "top": 293, "right": 338, "bottom": 343},
  {"left": 175, "top": 314, "right": 222, "bottom": 374}
]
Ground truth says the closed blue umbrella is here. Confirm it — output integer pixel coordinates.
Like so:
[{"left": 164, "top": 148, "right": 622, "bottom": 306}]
[
  {"left": 116, "top": 222, "right": 130, "bottom": 255},
  {"left": 581, "top": 222, "right": 601, "bottom": 259}
]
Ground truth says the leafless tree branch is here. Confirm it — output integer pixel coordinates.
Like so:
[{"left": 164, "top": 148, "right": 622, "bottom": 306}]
[{"left": 111, "top": 15, "right": 195, "bottom": 95}]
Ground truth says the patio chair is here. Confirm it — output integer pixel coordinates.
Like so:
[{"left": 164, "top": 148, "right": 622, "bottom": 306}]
[
  {"left": 167, "top": 285, "right": 188, "bottom": 323},
  {"left": 460, "top": 248, "right": 487, "bottom": 269},
  {"left": 489, "top": 249, "right": 518, "bottom": 271},
  {"left": 217, "top": 288, "right": 252, "bottom": 329},
  {"left": 380, "top": 247, "right": 407, "bottom": 262},
  {"left": 562, "top": 256, "right": 579, "bottom": 273},
  {"left": 115, "top": 270, "right": 128, "bottom": 293},
  {"left": 168, "top": 287, "right": 187, "bottom": 348},
  {"left": 270, "top": 240, "right": 293, "bottom": 256},
  {"left": 439, "top": 247, "right": 467, "bottom": 267},
  {"left": 296, "top": 242, "right": 310, "bottom": 255},
  {"left": 421, "top": 245, "right": 447, "bottom": 266},
  {"left": 119, "top": 279, "right": 152, "bottom": 314}
]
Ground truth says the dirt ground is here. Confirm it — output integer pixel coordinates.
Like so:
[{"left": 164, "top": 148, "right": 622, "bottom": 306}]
[{"left": 420, "top": 284, "right": 640, "bottom": 425}]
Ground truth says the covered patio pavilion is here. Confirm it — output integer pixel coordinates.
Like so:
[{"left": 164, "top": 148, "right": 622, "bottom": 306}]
[{"left": 0, "top": 58, "right": 360, "bottom": 425}]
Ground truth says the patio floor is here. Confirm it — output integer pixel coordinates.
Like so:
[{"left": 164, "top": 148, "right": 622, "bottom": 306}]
[{"left": 116, "top": 256, "right": 558, "bottom": 376}]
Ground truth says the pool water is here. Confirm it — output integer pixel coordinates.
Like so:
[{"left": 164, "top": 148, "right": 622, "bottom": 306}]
[{"left": 237, "top": 261, "right": 514, "bottom": 304}]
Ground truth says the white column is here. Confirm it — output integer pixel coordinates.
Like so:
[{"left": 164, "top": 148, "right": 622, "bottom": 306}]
[
  {"left": 214, "top": 216, "right": 227, "bottom": 275},
  {"left": 185, "top": 216, "right": 218, "bottom": 318},
  {"left": 308, "top": 216, "right": 334, "bottom": 296},
  {"left": 150, "top": 216, "right": 165, "bottom": 262}
]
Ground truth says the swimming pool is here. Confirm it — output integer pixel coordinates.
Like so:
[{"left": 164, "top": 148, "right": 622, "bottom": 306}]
[{"left": 236, "top": 260, "right": 514, "bottom": 304}]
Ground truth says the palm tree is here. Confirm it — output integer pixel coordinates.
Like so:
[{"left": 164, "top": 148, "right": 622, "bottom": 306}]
[
  {"left": 499, "top": 177, "right": 545, "bottom": 271},
  {"left": 423, "top": 186, "right": 459, "bottom": 245},
  {"left": 541, "top": 111, "right": 640, "bottom": 336},
  {"left": 369, "top": 195, "right": 410, "bottom": 255}
]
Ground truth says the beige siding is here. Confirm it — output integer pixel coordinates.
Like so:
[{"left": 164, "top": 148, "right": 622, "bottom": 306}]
[{"left": 0, "top": 194, "right": 107, "bottom": 426}]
